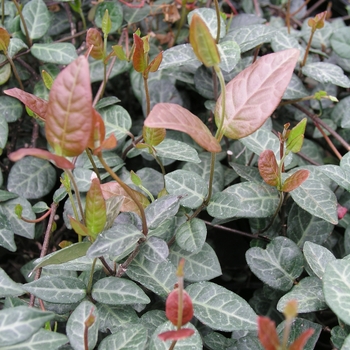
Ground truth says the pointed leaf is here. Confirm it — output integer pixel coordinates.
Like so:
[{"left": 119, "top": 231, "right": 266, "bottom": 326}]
[
  {"left": 330, "top": 27, "right": 350, "bottom": 59},
  {"left": 282, "top": 169, "right": 310, "bottom": 192},
  {"left": 0, "top": 306, "right": 54, "bottom": 347},
  {"left": 246, "top": 237, "right": 303, "bottom": 291},
  {"left": 144, "top": 103, "right": 221, "bottom": 153},
  {"left": 70, "top": 216, "right": 90, "bottom": 237},
  {"left": 258, "top": 150, "right": 280, "bottom": 187},
  {"left": 258, "top": 316, "right": 280, "bottom": 350},
  {"left": 31, "top": 43, "right": 78, "bottom": 64},
  {"left": 0, "top": 28, "right": 10, "bottom": 52},
  {"left": 133, "top": 34, "right": 147, "bottom": 73},
  {"left": 175, "top": 218, "right": 206, "bottom": 253},
  {"left": 92, "top": 277, "right": 150, "bottom": 305},
  {"left": 289, "top": 329, "right": 315, "bottom": 350},
  {"left": 0, "top": 268, "right": 24, "bottom": 298},
  {"left": 146, "top": 51, "right": 163, "bottom": 73},
  {"left": 215, "top": 49, "right": 299, "bottom": 139},
  {"left": 85, "top": 178, "right": 106, "bottom": 237},
  {"left": 141, "top": 237, "right": 169, "bottom": 263},
  {"left": 22, "top": 276, "right": 86, "bottom": 303},
  {"left": 286, "top": 118, "right": 307, "bottom": 153},
  {"left": 86, "top": 28, "right": 104, "bottom": 60},
  {"left": 158, "top": 328, "right": 195, "bottom": 341},
  {"left": 4, "top": 88, "right": 48, "bottom": 119},
  {"left": 143, "top": 125, "right": 166, "bottom": 146},
  {"left": 189, "top": 13, "right": 220, "bottom": 68},
  {"left": 45, "top": 56, "right": 94, "bottom": 157},
  {"left": 186, "top": 282, "right": 257, "bottom": 331},
  {"left": 8, "top": 148, "right": 74, "bottom": 170}
]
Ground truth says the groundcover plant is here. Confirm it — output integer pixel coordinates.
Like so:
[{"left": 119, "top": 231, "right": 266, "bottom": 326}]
[{"left": 0, "top": 0, "right": 350, "bottom": 349}]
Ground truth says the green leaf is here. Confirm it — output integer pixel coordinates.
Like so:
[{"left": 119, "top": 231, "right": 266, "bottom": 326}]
[
  {"left": 331, "top": 27, "right": 350, "bottom": 59},
  {"left": 99, "top": 105, "right": 131, "bottom": 142},
  {"left": 0, "top": 116, "right": 8, "bottom": 152},
  {"left": 95, "top": 2, "right": 123, "bottom": 33},
  {"left": 0, "top": 306, "right": 54, "bottom": 347},
  {"left": 271, "top": 31, "right": 301, "bottom": 53},
  {"left": 145, "top": 194, "right": 180, "bottom": 230},
  {"left": 86, "top": 224, "right": 144, "bottom": 261},
  {"left": 0, "top": 212, "right": 16, "bottom": 252},
  {"left": 186, "top": 282, "right": 257, "bottom": 331},
  {"left": 0, "top": 268, "right": 24, "bottom": 297},
  {"left": 21, "top": 0, "right": 50, "bottom": 40},
  {"left": 23, "top": 276, "right": 86, "bottom": 303},
  {"left": 123, "top": 3, "right": 151, "bottom": 24},
  {"left": 0, "top": 329, "right": 68, "bottom": 350},
  {"left": 324, "top": 259, "right": 350, "bottom": 324},
  {"left": 152, "top": 139, "right": 201, "bottom": 163},
  {"left": 92, "top": 277, "right": 150, "bottom": 305},
  {"left": 175, "top": 218, "right": 207, "bottom": 253},
  {"left": 330, "top": 325, "right": 350, "bottom": 350},
  {"left": 226, "top": 24, "right": 277, "bottom": 53},
  {"left": 208, "top": 182, "right": 279, "bottom": 219},
  {"left": 101, "top": 9, "right": 111, "bottom": 36},
  {"left": 97, "top": 303, "right": 139, "bottom": 333},
  {"left": 283, "top": 74, "right": 309, "bottom": 100},
  {"left": 89, "top": 57, "right": 130, "bottom": 83},
  {"left": 165, "top": 170, "right": 208, "bottom": 209},
  {"left": 303, "top": 241, "right": 335, "bottom": 279},
  {"left": 159, "top": 44, "right": 200, "bottom": 70},
  {"left": 218, "top": 40, "right": 241, "bottom": 73},
  {"left": 140, "top": 237, "right": 169, "bottom": 263},
  {"left": 132, "top": 33, "right": 147, "bottom": 73},
  {"left": 289, "top": 178, "right": 338, "bottom": 225},
  {"left": 169, "top": 242, "right": 221, "bottom": 282},
  {"left": 0, "top": 196, "right": 35, "bottom": 239},
  {"left": 32, "top": 242, "right": 91, "bottom": 271},
  {"left": 277, "top": 277, "right": 327, "bottom": 313},
  {"left": 302, "top": 62, "right": 350, "bottom": 88},
  {"left": 0, "top": 96, "right": 23, "bottom": 122},
  {"left": 301, "top": 19, "right": 332, "bottom": 49},
  {"left": 246, "top": 237, "right": 303, "bottom": 291},
  {"left": 66, "top": 300, "right": 99, "bottom": 350},
  {"left": 216, "top": 49, "right": 299, "bottom": 140},
  {"left": 203, "top": 332, "right": 236, "bottom": 350},
  {"left": 287, "top": 203, "right": 333, "bottom": 247},
  {"left": 31, "top": 43, "right": 78, "bottom": 65},
  {"left": 7, "top": 157, "right": 56, "bottom": 199},
  {"left": 150, "top": 321, "right": 202, "bottom": 349},
  {"left": 188, "top": 8, "right": 226, "bottom": 40},
  {"left": 331, "top": 96, "right": 350, "bottom": 128},
  {"left": 126, "top": 255, "right": 177, "bottom": 297},
  {"left": 318, "top": 164, "right": 350, "bottom": 191},
  {"left": 99, "top": 326, "right": 147, "bottom": 350},
  {"left": 0, "top": 55, "right": 11, "bottom": 85},
  {"left": 287, "top": 118, "right": 307, "bottom": 153},
  {"left": 141, "top": 310, "right": 167, "bottom": 343}
]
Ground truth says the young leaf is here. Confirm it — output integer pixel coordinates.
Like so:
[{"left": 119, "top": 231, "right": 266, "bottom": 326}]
[
  {"left": 112, "top": 45, "right": 127, "bottom": 61},
  {"left": 189, "top": 13, "right": 220, "bottom": 68},
  {"left": 133, "top": 33, "right": 147, "bottom": 73},
  {"left": 282, "top": 170, "right": 310, "bottom": 192},
  {"left": 146, "top": 51, "right": 163, "bottom": 74},
  {"left": 102, "top": 9, "right": 112, "bottom": 36},
  {"left": 258, "top": 316, "right": 280, "bottom": 350},
  {"left": 8, "top": 148, "right": 74, "bottom": 170},
  {"left": 85, "top": 178, "right": 106, "bottom": 238},
  {"left": 142, "top": 125, "right": 166, "bottom": 146},
  {"left": 258, "top": 150, "right": 280, "bottom": 188},
  {"left": 86, "top": 28, "right": 104, "bottom": 60},
  {"left": 286, "top": 118, "right": 307, "bottom": 153},
  {"left": 289, "top": 329, "right": 315, "bottom": 350},
  {"left": 215, "top": 49, "right": 299, "bottom": 139},
  {"left": 41, "top": 70, "right": 54, "bottom": 90},
  {"left": 144, "top": 103, "right": 221, "bottom": 153},
  {"left": 69, "top": 216, "right": 90, "bottom": 237},
  {"left": 158, "top": 328, "right": 195, "bottom": 341},
  {"left": 0, "top": 28, "right": 10, "bottom": 52},
  {"left": 45, "top": 56, "right": 94, "bottom": 157},
  {"left": 4, "top": 88, "right": 48, "bottom": 119}
]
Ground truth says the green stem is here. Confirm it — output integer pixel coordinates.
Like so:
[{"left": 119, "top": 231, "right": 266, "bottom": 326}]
[
  {"left": 97, "top": 155, "right": 148, "bottom": 236},
  {"left": 213, "top": 65, "right": 226, "bottom": 142},
  {"left": 174, "top": 0, "right": 187, "bottom": 44},
  {"left": 79, "top": 8, "right": 86, "bottom": 30},
  {"left": 143, "top": 75, "right": 151, "bottom": 116},
  {"left": 12, "top": 0, "right": 32, "bottom": 47},
  {"left": 86, "top": 258, "right": 97, "bottom": 295},
  {"left": 213, "top": 0, "right": 221, "bottom": 44},
  {"left": 5, "top": 52, "right": 23, "bottom": 90},
  {"left": 2, "top": 0, "right": 4, "bottom": 25},
  {"left": 85, "top": 148, "right": 101, "bottom": 181},
  {"left": 301, "top": 29, "right": 315, "bottom": 68}
]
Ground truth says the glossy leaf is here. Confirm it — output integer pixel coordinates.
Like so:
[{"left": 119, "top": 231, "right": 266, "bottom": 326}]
[
  {"left": 189, "top": 13, "right": 220, "bottom": 68},
  {"left": 45, "top": 56, "right": 93, "bottom": 157},
  {"left": 246, "top": 237, "right": 303, "bottom": 291},
  {"left": 22, "top": 276, "right": 86, "bottom": 303},
  {"left": 86, "top": 28, "right": 104, "bottom": 60},
  {"left": 0, "top": 268, "right": 24, "bottom": 298},
  {"left": 143, "top": 125, "right": 166, "bottom": 146},
  {"left": 175, "top": 218, "right": 206, "bottom": 253},
  {"left": 132, "top": 34, "right": 147, "bottom": 73},
  {"left": 286, "top": 118, "right": 307, "bottom": 153},
  {"left": 66, "top": 301, "right": 99, "bottom": 350},
  {"left": 144, "top": 103, "right": 221, "bottom": 153},
  {"left": 0, "top": 306, "right": 54, "bottom": 347},
  {"left": 215, "top": 49, "right": 299, "bottom": 139},
  {"left": 85, "top": 178, "right": 106, "bottom": 237},
  {"left": 7, "top": 157, "right": 56, "bottom": 199},
  {"left": 258, "top": 316, "right": 280, "bottom": 350},
  {"left": 92, "top": 277, "right": 150, "bottom": 305},
  {"left": 0, "top": 28, "right": 10, "bottom": 52},
  {"left": 258, "top": 150, "right": 280, "bottom": 187},
  {"left": 21, "top": 0, "right": 50, "bottom": 40},
  {"left": 282, "top": 169, "right": 310, "bottom": 193},
  {"left": 4, "top": 88, "right": 48, "bottom": 119},
  {"left": 31, "top": 43, "right": 78, "bottom": 64},
  {"left": 141, "top": 237, "right": 169, "bottom": 263},
  {"left": 186, "top": 282, "right": 257, "bottom": 331}
]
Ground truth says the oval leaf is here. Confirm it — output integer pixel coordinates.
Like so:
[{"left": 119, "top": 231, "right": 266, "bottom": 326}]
[
  {"left": 282, "top": 169, "right": 310, "bottom": 192},
  {"left": 145, "top": 103, "right": 221, "bottom": 153},
  {"left": 215, "top": 48, "right": 299, "bottom": 139},
  {"left": 45, "top": 56, "right": 94, "bottom": 157},
  {"left": 258, "top": 149, "right": 280, "bottom": 187},
  {"left": 86, "top": 28, "right": 104, "bottom": 60}
]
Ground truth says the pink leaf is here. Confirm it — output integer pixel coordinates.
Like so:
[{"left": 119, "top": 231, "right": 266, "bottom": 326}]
[
  {"left": 289, "top": 329, "right": 314, "bottom": 350},
  {"left": 4, "top": 88, "right": 48, "bottom": 119},
  {"left": 258, "top": 316, "right": 280, "bottom": 350},
  {"left": 158, "top": 328, "right": 195, "bottom": 341},
  {"left": 282, "top": 169, "right": 310, "bottom": 193},
  {"left": 337, "top": 204, "right": 348, "bottom": 220},
  {"left": 165, "top": 289, "right": 194, "bottom": 326},
  {"left": 144, "top": 103, "right": 221, "bottom": 153},
  {"left": 45, "top": 56, "right": 94, "bottom": 157},
  {"left": 8, "top": 148, "right": 74, "bottom": 170},
  {"left": 215, "top": 49, "right": 299, "bottom": 139}
]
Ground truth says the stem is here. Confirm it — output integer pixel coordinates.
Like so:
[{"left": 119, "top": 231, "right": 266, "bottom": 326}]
[
  {"left": 79, "top": 8, "right": 86, "bottom": 30},
  {"left": 5, "top": 53, "right": 24, "bottom": 90},
  {"left": 285, "top": 0, "right": 291, "bottom": 34},
  {"left": 85, "top": 148, "right": 101, "bottom": 181},
  {"left": 1, "top": 0, "right": 4, "bottom": 25},
  {"left": 213, "top": 0, "right": 220, "bottom": 44},
  {"left": 174, "top": 0, "right": 187, "bottom": 44},
  {"left": 143, "top": 75, "right": 151, "bottom": 116},
  {"left": 99, "top": 256, "right": 115, "bottom": 275},
  {"left": 214, "top": 65, "right": 226, "bottom": 142},
  {"left": 21, "top": 208, "right": 52, "bottom": 223},
  {"left": 315, "top": 123, "right": 342, "bottom": 160},
  {"left": 86, "top": 258, "right": 97, "bottom": 295},
  {"left": 83, "top": 323, "right": 89, "bottom": 350},
  {"left": 97, "top": 155, "right": 148, "bottom": 236},
  {"left": 301, "top": 29, "right": 315, "bottom": 68},
  {"left": 12, "top": 0, "right": 32, "bottom": 47},
  {"left": 117, "top": 243, "right": 141, "bottom": 277},
  {"left": 258, "top": 192, "right": 284, "bottom": 234},
  {"left": 29, "top": 203, "right": 58, "bottom": 307}
]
